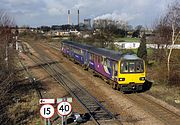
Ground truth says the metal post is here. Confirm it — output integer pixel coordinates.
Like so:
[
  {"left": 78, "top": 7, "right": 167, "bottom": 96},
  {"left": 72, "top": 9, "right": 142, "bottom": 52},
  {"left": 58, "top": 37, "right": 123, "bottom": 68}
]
[
  {"left": 47, "top": 119, "right": 51, "bottom": 125},
  {"left": 44, "top": 119, "right": 47, "bottom": 125},
  {"left": 64, "top": 116, "right": 67, "bottom": 125},
  {"left": 62, "top": 116, "right": 64, "bottom": 125}
]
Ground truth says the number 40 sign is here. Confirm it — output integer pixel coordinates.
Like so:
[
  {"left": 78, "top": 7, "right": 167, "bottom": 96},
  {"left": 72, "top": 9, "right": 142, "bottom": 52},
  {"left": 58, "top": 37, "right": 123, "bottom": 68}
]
[{"left": 57, "top": 101, "right": 72, "bottom": 116}]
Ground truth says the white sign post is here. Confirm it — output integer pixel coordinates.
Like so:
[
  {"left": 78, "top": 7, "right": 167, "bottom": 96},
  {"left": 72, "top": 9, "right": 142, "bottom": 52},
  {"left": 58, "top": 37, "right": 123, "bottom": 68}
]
[
  {"left": 40, "top": 104, "right": 55, "bottom": 125},
  {"left": 40, "top": 104, "right": 55, "bottom": 119},
  {"left": 57, "top": 101, "right": 72, "bottom": 125}
]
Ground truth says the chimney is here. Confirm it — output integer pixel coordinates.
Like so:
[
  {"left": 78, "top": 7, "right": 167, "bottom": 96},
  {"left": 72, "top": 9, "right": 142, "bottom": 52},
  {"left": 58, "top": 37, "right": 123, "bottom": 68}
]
[
  {"left": 78, "top": 9, "right": 80, "bottom": 25},
  {"left": 68, "top": 10, "right": 70, "bottom": 25}
]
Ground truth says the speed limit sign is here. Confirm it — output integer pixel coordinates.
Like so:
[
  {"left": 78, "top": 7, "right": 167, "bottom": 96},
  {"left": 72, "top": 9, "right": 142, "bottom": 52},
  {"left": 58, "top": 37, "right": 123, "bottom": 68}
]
[
  {"left": 40, "top": 104, "right": 55, "bottom": 119},
  {"left": 57, "top": 101, "right": 72, "bottom": 116}
]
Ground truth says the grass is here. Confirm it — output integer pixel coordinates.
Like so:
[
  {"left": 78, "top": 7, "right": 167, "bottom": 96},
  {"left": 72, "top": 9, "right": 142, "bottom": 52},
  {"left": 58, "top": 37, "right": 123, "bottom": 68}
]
[
  {"left": 114, "top": 37, "right": 140, "bottom": 42},
  {"left": 147, "top": 84, "right": 180, "bottom": 108},
  {"left": 8, "top": 90, "right": 39, "bottom": 124}
]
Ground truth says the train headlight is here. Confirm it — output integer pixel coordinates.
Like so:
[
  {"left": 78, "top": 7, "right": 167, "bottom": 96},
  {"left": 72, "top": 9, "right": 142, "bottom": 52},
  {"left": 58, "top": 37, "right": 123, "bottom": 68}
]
[
  {"left": 119, "top": 78, "right": 125, "bottom": 81},
  {"left": 139, "top": 77, "right": 145, "bottom": 81}
]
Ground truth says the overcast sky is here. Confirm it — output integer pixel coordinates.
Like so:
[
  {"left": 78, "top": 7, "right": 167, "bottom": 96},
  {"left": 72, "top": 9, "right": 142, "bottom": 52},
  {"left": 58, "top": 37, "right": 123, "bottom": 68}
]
[{"left": 0, "top": 0, "right": 173, "bottom": 27}]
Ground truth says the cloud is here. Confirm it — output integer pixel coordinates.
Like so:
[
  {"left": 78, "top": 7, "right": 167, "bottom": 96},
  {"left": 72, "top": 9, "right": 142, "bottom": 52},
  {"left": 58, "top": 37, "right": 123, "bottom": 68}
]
[
  {"left": 0, "top": 0, "right": 174, "bottom": 27},
  {"left": 1, "top": 0, "right": 39, "bottom": 5},
  {"left": 94, "top": 11, "right": 140, "bottom": 22}
]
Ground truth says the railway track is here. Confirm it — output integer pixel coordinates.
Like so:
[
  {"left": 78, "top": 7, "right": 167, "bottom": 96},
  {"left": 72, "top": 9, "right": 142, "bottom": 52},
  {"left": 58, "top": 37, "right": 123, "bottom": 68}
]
[
  {"left": 25, "top": 43, "right": 121, "bottom": 125},
  {"left": 17, "top": 44, "right": 43, "bottom": 99},
  {"left": 122, "top": 93, "right": 180, "bottom": 125}
]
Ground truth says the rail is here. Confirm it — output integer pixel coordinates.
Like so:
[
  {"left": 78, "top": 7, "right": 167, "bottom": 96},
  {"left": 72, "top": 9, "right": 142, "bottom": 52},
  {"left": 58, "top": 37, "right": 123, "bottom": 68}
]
[{"left": 27, "top": 52, "right": 121, "bottom": 125}]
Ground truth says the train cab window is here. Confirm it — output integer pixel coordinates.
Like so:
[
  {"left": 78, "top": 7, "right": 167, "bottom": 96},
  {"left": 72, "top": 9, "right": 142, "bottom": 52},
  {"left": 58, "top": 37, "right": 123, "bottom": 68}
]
[
  {"left": 121, "top": 60, "right": 144, "bottom": 73},
  {"left": 129, "top": 62, "right": 135, "bottom": 72},
  {"left": 121, "top": 62, "right": 128, "bottom": 73},
  {"left": 136, "top": 61, "right": 144, "bottom": 72}
]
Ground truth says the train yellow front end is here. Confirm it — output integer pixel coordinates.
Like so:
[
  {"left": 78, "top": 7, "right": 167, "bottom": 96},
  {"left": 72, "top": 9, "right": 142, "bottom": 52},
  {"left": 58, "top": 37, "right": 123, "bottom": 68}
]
[{"left": 117, "top": 57, "right": 146, "bottom": 91}]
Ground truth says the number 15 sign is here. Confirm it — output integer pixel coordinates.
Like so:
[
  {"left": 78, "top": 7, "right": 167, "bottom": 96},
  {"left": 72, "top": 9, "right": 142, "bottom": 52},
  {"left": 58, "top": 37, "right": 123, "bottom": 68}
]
[{"left": 40, "top": 104, "right": 55, "bottom": 119}]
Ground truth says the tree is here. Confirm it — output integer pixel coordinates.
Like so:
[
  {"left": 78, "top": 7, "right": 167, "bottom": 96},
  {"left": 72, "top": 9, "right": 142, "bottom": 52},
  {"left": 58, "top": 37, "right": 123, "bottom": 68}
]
[
  {"left": 153, "top": 1, "right": 180, "bottom": 83},
  {"left": 92, "top": 30, "right": 110, "bottom": 48},
  {"left": 0, "top": 10, "right": 16, "bottom": 124},
  {"left": 132, "top": 30, "right": 140, "bottom": 38},
  {"left": 132, "top": 25, "right": 143, "bottom": 38},
  {"left": 165, "top": 1, "right": 180, "bottom": 81},
  {"left": 152, "top": 18, "right": 172, "bottom": 62},
  {"left": 137, "top": 32, "right": 147, "bottom": 61}
]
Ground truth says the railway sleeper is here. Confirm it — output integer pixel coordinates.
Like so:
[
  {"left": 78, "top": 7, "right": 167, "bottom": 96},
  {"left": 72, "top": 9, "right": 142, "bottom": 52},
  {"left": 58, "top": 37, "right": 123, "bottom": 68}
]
[
  {"left": 94, "top": 110, "right": 107, "bottom": 114},
  {"left": 83, "top": 103, "right": 97, "bottom": 106},
  {"left": 86, "top": 105, "right": 100, "bottom": 108},
  {"left": 95, "top": 114, "right": 113, "bottom": 118},
  {"left": 95, "top": 115, "right": 113, "bottom": 120},
  {"left": 79, "top": 98, "right": 95, "bottom": 102},
  {"left": 88, "top": 107, "right": 101, "bottom": 111}
]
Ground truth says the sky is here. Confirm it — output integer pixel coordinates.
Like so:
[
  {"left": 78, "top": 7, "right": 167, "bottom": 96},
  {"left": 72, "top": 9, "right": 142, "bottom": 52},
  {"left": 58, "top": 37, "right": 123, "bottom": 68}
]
[{"left": 0, "top": 0, "right": 174, "bottom": 28}]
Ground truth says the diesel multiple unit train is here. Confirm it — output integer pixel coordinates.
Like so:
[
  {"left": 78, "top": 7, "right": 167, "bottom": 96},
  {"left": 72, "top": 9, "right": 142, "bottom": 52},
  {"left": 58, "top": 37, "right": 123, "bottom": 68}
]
[{"left": 61, "top": 40, "right": 146, "bottom": 91}]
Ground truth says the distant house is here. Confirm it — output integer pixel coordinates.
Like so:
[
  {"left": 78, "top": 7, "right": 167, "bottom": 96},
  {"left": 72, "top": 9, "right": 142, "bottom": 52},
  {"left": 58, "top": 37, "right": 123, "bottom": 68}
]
[
  {"left": 46, "top": 30, "right": 80, "bottom": 37},
  {"left": 114, "top": 42, "right": 180, "bottom": 49},
  {"left": 49, "top": 30, "right": 70, "bottom": 37},
  {"left": 114, "top": 42, "right": 140, "bottom": 49}
]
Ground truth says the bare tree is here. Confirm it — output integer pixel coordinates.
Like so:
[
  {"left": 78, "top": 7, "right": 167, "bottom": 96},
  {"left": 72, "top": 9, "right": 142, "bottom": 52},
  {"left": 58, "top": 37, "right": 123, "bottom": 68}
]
[
  {"left": 0, "top": 10, "right": 16, "bottom": 124},
  {"left": 0, "top": 10, "right": 15, "bottom": 78},
  {"left": 165, "top": 1, "right": 180, "bottom": 80},
  {"left": 152, "top": 17, "right": 172, "bottom": 62}
]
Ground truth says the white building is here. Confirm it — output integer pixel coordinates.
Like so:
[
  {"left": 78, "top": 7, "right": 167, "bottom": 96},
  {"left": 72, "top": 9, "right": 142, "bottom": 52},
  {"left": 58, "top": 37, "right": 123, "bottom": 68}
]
[
  {"left": 114, "top": 42, "right": 140, "bottom": 49},
  {"left": 114, "top": 42, "right": 180, "bottom": 49}
]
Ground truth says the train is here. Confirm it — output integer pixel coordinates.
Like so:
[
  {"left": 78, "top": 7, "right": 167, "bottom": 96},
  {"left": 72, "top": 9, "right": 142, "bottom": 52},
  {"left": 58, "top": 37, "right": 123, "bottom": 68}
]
[{"left": 61, "top": 40, "right": 146, "bottom": 92}]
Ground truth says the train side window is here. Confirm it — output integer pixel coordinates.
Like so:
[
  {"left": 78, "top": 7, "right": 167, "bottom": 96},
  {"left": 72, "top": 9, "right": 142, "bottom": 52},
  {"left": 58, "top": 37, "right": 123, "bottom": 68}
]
[
  {"left": 95, "top": 55, "right": 98, "bottom": 62},
  {"left": 89, "top": 53, "right": 91, "bottom": 60},
  {"left": 92, "top": 54, "right": 94, "bottom": 61},
  {"left": 104, "top": 58, "right": 107, "bottom": 66},
  {"left": 101, "top": 56, "right": 103, "bottom": 64},
  {"left": 97, "top": 56, "right": 101, "bottom": 63},
  {"left": 107, "top": 59, "right": 111, "bottom": 68}
]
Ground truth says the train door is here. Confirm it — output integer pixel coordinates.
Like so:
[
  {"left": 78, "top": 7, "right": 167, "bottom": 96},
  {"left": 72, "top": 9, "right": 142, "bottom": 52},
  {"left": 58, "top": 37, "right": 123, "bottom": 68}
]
[
  {"left": 112, "top": 62, "right": 118, "bottom": 80},
  {"left": 112, "top": 61, "right": 118, "bottom": 89},
  {"left": 83, "top": 50, "right": 88, "bottom": 64},
  {"left": 114, "top": 62, "right": 118, "bottom": 82}
]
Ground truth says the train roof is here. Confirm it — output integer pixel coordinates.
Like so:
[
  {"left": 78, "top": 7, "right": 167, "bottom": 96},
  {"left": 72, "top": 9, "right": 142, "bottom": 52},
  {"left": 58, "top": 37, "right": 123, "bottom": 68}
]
[
  {"left": 62, "top": 40, "right": 92, "bottom": 50},
  {"left": 89, "top": 47, "right": 122, "bottom": 61},
  {"left": 121, "top": 54, "right": 142, "bottom": 60},
  {"left": 62, "top": 40, "right": 142, "bottom": 61}
]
